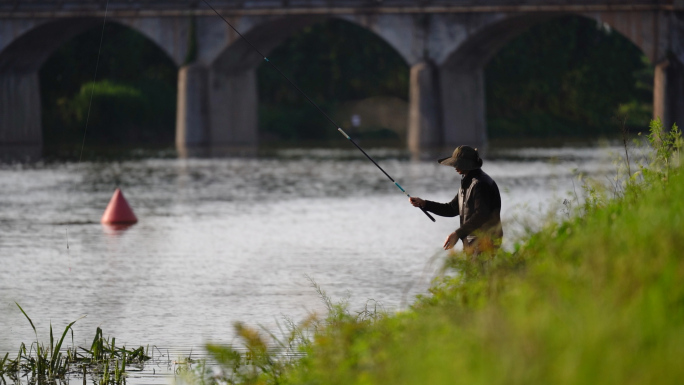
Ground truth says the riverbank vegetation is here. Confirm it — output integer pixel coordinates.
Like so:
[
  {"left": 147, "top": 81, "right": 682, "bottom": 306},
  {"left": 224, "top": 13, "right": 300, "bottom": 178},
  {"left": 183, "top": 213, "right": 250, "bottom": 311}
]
[
  {"left": 40, "top": 15, "right": 651, "bottom": 147},
  {"left": 180, "top": 118, "right": 683, "bottom": 384}
]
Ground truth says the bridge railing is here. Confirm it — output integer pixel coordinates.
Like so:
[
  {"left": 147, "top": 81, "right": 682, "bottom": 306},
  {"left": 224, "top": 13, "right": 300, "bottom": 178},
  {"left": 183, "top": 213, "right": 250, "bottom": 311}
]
[{"left": 0, "top": 0, "right": 676, "bottom": 14}]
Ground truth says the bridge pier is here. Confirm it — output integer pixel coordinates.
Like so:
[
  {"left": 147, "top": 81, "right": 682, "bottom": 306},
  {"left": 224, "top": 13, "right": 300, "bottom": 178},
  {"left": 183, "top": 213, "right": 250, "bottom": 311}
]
[
  {"left": 1, "top": 5, "right": 680, "bottom": 153},
  {"left": 408, "top": 61, "right": 442, "bottom": 152},
  {"left": 176, "top": 64, "right": 209, "bottom": 147},
  {"left": 408, "top": 61, "right": 488, "bottom": 152},
  {"left": 653, "top": 57, "right": 684, "bottom": 130},
  {"left": 176, "top": 64, "right": 259, "bottom": 152},
  {"left": 207, "top": 68, "right": 258, "bottom": 146},
  {"left": 0, "top": 70, "right": 42, "bottom": 145},
  {"left": 440, "top": 66, "right": 487, "bottom": 150}
]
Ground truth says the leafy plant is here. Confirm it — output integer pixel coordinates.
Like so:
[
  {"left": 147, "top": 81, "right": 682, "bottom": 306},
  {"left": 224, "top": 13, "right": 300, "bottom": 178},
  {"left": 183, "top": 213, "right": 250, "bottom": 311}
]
[
  {"left": 642, "top": 117, "right": 682, "bottom": 181},
  {"left": 181, "top": 277, "right": 385, "bottom": 385},
  {"left": 2, "top": 304, "right": 150, "bottom": 385}
]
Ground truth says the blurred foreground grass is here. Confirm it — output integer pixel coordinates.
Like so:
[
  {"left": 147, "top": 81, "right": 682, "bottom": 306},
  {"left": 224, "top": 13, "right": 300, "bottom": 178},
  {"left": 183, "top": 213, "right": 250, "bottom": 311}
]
[{"left": 184, "top": 119, "right": 683, "bottom": 385}]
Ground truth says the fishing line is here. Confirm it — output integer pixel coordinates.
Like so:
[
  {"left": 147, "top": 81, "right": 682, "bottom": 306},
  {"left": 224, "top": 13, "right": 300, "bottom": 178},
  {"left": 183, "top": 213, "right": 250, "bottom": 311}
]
[
  {"left": 65, "top": 0, "right": 110, "bottom": 259},
  {"left": 79, "top": 0, "right": 110, "bottom": 163},
  {"left": 66, "top": 228, "right": 71, "bottom": 272},
  {"left": 200, "top": 0, "right": 435, "bottom": 222}
]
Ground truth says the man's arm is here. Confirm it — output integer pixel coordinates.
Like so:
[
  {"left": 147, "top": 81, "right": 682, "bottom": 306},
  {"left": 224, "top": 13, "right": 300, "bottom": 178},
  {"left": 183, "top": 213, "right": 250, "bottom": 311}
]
[
  {"left": 423, "top": 195, "right": 460, "bottom": 217},
  {"left": 409, "top": 195, "right": 461, "bottom": 250},
  {"left": 409, "top": 196, "right": 459, "bottom": 217}
]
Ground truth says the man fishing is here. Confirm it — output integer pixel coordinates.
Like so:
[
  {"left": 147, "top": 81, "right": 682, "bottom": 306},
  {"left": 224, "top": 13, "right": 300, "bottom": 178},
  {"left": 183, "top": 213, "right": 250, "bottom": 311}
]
[{"left": 409, "top": 145, "right": 503, "bottom": 255}]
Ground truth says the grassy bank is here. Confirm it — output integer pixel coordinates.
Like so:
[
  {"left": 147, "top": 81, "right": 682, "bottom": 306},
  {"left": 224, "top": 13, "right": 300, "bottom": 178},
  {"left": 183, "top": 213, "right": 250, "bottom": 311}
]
[{"left": 189, "top": 119, "right": 683, "bottom": 385}]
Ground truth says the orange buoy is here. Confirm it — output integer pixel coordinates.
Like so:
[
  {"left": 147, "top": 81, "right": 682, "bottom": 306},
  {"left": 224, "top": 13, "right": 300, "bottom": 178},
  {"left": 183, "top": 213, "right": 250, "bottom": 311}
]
[{"left": 101, "top": 188, "right": 138, "bottom": 224}]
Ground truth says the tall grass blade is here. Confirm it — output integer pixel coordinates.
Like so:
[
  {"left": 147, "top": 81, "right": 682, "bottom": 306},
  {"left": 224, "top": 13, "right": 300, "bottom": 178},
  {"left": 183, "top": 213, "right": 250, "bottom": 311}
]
[
  {"left": 91, "top": 327, "right": 103, "bottom": 361},
  {"left": 50, "top": 323, "right": 54, "bottom": 366},
  {"left": 0, "top": 352, "right": 8, "bottom": 374},
  {"left": 51, "top": 316, "right": 86, "bottom": 373},
  {"left": 15, "top": 303, "right": 37, "bottom": 338}
]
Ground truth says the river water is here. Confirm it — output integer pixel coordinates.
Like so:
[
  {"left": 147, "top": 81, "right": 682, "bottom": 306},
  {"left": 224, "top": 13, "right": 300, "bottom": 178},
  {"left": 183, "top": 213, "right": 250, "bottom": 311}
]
[{"left": 0, "top": 144, "right": 623, "bottom": 379}]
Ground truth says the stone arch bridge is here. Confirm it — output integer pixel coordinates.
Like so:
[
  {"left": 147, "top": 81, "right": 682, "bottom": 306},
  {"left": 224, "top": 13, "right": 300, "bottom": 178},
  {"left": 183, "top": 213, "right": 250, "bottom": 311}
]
[{"left": 1, "top": 1, "right": 683, "bottom": 152}]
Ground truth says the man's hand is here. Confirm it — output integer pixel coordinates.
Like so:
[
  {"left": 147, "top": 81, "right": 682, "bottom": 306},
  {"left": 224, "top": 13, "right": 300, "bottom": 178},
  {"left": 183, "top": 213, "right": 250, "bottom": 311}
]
[
  {"left": 443, "top": 232, "right": 459, "bottom": 250},
  {"left": 409, "top": 197, "right": 425, "bottom": 208}
]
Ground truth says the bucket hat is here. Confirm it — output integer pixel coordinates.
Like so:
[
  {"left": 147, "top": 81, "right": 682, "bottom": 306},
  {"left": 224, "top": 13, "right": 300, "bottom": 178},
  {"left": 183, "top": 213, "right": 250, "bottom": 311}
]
[{"left": 438, "top": 145, "right": 483, "bottom": 170}]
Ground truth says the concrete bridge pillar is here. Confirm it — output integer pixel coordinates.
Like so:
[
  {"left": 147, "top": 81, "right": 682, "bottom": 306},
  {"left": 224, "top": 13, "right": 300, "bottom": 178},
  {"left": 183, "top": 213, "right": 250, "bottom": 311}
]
[
  {"left": 408, "top": 61, "right": 488, "bottom": 152},
  {"left": 653, "top": 57, "right": 684, "bottom": 130},
  {"left": 440, "top": 66, "right": 487, "bottom": 150},
  {"left": 408, "top": 61, "right": 442, "bottom": 152},
  {"left": 176, "top": 64, "right": 209, "bottom": 147},
  {"left": 0, "top": 70, "right": 42, "bottom": 145},
  {"left": 176, "top": 64, "right": 258, "bottom": 151},
  {"left": 207, "top": 68, "right": 258, "bottom": 146}
]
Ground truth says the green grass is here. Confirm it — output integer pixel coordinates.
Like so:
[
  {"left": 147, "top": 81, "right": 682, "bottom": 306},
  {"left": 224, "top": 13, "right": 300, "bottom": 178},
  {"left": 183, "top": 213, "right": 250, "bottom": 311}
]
[
  {"left": 46, "top": 79, "right": 176, "bottom": 145},
  {"left": 1, "top": 304, "right": 150, "bottom": 385},
  {"left": 192, "top": 119, "right": 684, "bottom": 385}
]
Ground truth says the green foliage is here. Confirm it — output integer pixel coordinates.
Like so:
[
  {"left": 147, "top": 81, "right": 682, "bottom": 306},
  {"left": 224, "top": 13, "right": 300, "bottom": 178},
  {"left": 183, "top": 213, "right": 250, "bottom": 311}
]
[
  {"left": 180, "top": 320, "right": 313, "bottom": 385},
  {"left": 257, "top": 18, "right": 409, "bottom": 142},
  {"left": 644, "top": 117, "right": 682, "bottom": 179},
  {"left": 53, "top": 79, "right": 176, "bottom": 144},
  {"left": 40, "top": 22, "right": 177, "bottom": 146},
  {"left": 259, "top": 103, "right": 339, "bottom": 142},
  {"left": 486, "top": 16, "right": 653, "bottom": 139},
  {"left": 11, "top": 302, "right": 84, "bottom": 382},
  {"left": 182, "top": 277, "right": 383, "bottom": 385},
  {"left": 1, "top": 304, "right": 150, "bottom": 385}
]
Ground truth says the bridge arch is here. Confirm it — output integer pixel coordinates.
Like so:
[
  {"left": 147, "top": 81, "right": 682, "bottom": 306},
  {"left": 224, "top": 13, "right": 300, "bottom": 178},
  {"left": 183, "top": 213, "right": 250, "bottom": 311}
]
[
  {"left": 430, "top": 11, "right": 674, "bottom": 150},
  {"left": 177, "top": 14, "right": 412, "bottom": 148},
  {"left": 0, "top": 18, "right": 101, "bottom": 145},
  {"left": 255, "top": 16, "right": 412, "bottom": 142},
  {"left": 1, "top": 4, "right": 683, "bottom": 153},
  {"left": 0, "top": 17, "right": 185, "bottom": 147},
  {"left": 440, "top": 12, "right": 661, "bottom": 72}
]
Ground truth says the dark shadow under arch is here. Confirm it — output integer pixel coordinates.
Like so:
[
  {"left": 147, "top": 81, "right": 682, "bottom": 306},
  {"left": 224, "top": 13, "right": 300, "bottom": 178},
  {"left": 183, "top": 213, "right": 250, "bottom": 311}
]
[
  {"left": 443, "top": 13, "right": 653, "bottom": 142},
  {"left": 252, "top": 17, "right": 410, "bottom": 143},
  {"left": 0, "top": 18, "right": 102, "bottom": 73},
  {"left": 38, "top": 20, "right": 178, "bottom": 148},
  {"left": 0, "top": 17, "right": 178, "bottom": 152}
]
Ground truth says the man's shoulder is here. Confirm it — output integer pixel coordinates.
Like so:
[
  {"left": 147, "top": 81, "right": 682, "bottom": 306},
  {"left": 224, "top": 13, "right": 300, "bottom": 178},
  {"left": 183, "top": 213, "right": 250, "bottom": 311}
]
[
  {"left": 472, "top": 169, "right": 495, "bottom": 183},
  {"left": 472, "top": 170, "right": 500, "bottom": 194}
]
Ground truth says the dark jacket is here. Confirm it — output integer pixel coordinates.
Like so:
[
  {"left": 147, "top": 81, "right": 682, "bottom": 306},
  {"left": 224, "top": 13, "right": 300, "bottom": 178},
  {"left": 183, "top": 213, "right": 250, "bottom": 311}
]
[{"left": 424, "top": 169, "right": 503, "bottom": 244}]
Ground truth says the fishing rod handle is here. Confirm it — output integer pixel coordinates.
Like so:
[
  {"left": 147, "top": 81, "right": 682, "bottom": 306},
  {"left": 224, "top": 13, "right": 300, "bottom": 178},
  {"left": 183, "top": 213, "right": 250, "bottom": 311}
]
[
  {"left": 394, "top": 181, "right": 436, "bottom": 223},
  {"left": 420, "top": 207, "right": 436, "bottom": 222}
]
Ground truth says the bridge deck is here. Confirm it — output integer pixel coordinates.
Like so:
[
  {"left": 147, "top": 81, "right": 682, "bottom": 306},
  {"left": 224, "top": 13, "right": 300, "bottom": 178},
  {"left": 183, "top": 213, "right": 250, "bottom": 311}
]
[{"left": 0, "top": 0, "right": 676, "bottom": 17}]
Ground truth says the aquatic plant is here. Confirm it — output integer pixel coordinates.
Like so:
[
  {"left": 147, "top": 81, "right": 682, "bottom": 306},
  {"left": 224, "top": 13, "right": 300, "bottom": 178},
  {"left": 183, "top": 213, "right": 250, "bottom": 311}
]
[{"left": 0, "top": 304, "right": 150, "bottom": 385}]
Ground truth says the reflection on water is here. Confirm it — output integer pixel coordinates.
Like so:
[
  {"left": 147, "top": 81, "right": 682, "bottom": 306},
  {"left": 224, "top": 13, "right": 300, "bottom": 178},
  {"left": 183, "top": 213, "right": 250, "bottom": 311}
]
[
  {"left": 0, "top": 145, "right": 622, "bottom": 363},
  {"left": 175, "top": 145, "right": 260, "bottom": 159},
  {"left": 0, "top": 145, "right": 42, "bottom": 162}
]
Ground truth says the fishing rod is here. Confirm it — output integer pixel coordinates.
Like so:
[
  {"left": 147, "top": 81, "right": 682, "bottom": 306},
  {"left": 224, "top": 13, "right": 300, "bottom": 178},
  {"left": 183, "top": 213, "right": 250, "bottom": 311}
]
[{"left": 200, "top": 0, "right": 435, "bottom": 222}]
